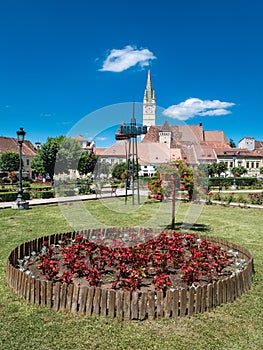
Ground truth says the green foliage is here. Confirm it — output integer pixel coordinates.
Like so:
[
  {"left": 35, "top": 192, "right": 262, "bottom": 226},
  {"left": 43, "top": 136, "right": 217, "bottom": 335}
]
[
  {"left": 97, "top": 159, "right": 112, "bottom": 177},
  {"left": 0, "top": 152, "right": 20, "bottom": 172},
  {"left": 229, "top": 138, "right": 236, "bottom": 148},
  {"left": 208, "top": 177, "right": 257, "bottom": 188},
  {"left": 78, "top": 152, "right": 98, "bottom": 175},
  {"left": 112, "top": 162, "right": 127, "bottom": 180},
  {"left": 200, "top": 162, "right": 227, "bottom": 177},
  {"left": 31, "top": 136, "right": 65, "bottom": 178},
  {"left": 30, "top": 154, "right": 45, "bottom": 175},
  {"left": 0, "top": 191, "right": 30, "bottom": 202},
  {"left": 55, "top": 137, "right": 83, "bottom": 175},
  {"left": 147, "top": 172, "right": 163, "bottom": 201},
  {"left": 158, "top": 160, "right": 194, "bottom": 199},
  {"left": 260, "top": 167, "right": 263, "bottom": 175},
  {"left": 232, "top": 166, "right": 247, "bottom": 177}
]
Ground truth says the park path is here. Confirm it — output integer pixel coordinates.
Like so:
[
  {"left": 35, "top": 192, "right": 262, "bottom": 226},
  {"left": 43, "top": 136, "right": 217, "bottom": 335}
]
[{"left": 0, "top": 189, "right": 262, "bottom": 209}]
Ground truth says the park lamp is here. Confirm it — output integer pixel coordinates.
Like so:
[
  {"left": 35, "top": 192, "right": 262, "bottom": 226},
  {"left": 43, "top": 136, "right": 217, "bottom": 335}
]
[
  {"left": 13, "top": 127, "right": 29, "bottom": 209},
  {"left": 17, "top": 127, "right": 26, "bottom": 144}
]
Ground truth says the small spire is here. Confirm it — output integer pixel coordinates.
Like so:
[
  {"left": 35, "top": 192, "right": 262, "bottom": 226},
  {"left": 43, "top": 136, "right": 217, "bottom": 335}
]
[{"left": 144, "top": 69, "right": 155, "bottom": 103}]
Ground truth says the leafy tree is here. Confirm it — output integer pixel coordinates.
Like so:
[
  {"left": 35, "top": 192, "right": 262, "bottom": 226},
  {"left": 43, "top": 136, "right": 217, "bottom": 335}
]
[
  {"left": 229, "top": 138, "right": 236, "bottom": 148},
  {"left": 112, "top": 162, "right": 127, "bottom": 180},
  {"left": 199, "top": 162, "right": 227, "bottom": 178},
  {"left": 0, "top": 152, "right": 20, "bottom": 172},
  {"left": 207, "top": 163, "right": 217, "bottom": 177},
  {"left": 55, "top": 137, "right": 82, "bottom": 175},
  {"left": 95, "top": 159, "right": 112, "bottom": 177},
  {"left": 232, "top": 166, "right": 247, "bottom": 177},
  {"left": 31, "top": 155, "right": 45, "bottom": 176},
  {"left": 215, "top": 162, "right": 227, "bottom": 177},
  {"left": 78, "top": 152, "right": 99, "bottom": 175},
  {"left": 157, "top": 160, "right": 194, "bottom": 228},
  {"left": 31, "top": 136, "right": 65, "bottom": 179},
  {"left": 260, "top": 167, "right": 263, "bottom": 175}
]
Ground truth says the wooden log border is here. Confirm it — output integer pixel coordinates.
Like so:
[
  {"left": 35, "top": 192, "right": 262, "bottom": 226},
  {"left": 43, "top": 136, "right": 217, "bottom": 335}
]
[{"left": 6, "top": 228, "right": 254, "bottom": 321}]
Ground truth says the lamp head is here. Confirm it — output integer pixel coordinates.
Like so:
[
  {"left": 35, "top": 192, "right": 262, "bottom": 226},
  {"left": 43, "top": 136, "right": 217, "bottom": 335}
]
[{"left": 17, "top": 127, "right": 26, "bottom": 144}]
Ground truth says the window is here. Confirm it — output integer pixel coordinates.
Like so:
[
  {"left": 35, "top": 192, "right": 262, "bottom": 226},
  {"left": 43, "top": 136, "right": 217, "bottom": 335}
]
[
  {"left": 230, "top": 161, "right": 233, "bottom": 167},
  {"left": 246, "top": 162, "right": 249, "bottom": 168},
  {"left": 256, "top": 162, "right": 259, "bottom": 168},
  {"left": 251, "top": 162, "right": 254, "bottom": 168},
  {"left": 26, "top": 159, "right": 30, "bottom": 166}
]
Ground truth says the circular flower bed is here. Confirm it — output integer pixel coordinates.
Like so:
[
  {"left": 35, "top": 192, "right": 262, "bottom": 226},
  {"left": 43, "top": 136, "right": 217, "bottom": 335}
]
[{"left": 6, "top": 228, "right": 254, "bottom": 320}]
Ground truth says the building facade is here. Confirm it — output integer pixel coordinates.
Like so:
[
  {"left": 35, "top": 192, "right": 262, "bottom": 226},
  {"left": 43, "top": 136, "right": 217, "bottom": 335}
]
[{"left": 0, "top": 136, "right": 38, "bottom": 178}]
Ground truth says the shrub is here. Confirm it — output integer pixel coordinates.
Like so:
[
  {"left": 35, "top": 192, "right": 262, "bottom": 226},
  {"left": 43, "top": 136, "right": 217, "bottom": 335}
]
[{"left": 0, "top": 191, "right": 30, "bottom": 202}]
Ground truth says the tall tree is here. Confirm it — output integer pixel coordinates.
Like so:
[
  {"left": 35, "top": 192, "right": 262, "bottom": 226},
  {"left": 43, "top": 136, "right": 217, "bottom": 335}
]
[
  {"left": 55, "top": 137, "right": 82, "bottom": 175},
  {"left": 229, "top": 138, "right": 236, "bottom": 148},
  {"left": 215, "top": 162, "right": 227, "bottom": 177},
  {"left": 31, "top": 136, "right": 65, "bottom": 179},
  {"left": 0, "top": 152, "right": 20, "bottom": 172},
  {"left": 78, "top": 152, "right": 99, "bottom": 175},
  {"left": 112, "top": 162, "right": 128, "bottom": 180}
]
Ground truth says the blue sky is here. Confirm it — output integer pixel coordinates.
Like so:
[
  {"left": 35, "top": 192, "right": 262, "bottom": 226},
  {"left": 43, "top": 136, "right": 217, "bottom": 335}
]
[{"left": 0, "top": 0, "right": 262, "bottom": 147}]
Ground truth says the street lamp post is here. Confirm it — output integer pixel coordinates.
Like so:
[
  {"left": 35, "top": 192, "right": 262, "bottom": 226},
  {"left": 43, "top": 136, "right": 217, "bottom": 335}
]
[{"left": 12, "top": 127, "right": 29, "bottom": 210}]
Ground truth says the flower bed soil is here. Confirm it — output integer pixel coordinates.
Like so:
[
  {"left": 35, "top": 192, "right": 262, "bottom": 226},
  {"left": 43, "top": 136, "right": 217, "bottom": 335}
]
[{"left": 6, "top": 228, "right": 254, "bottom": 320}]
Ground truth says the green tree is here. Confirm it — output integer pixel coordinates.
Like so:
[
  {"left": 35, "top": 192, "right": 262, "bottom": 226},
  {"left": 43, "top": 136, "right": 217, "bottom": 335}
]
[
  {"left": 207, "top": 163, "right": 217, "bottom": 177},
  {"left": 158, "top": 160, "right": 194, "bottom": 228},
  {"left": 31, "top": 155, "right": 45, "bottom": 176},
  {"left": 95, "top": 159, "right": 112, "bottom": 177},
  {"left": 0, "top": 152, "right": 20, "bottom": 172},
  {"left": 215, "top": 162, "right": 227, "bottom": 177},
  {"left": 112, "top": 162, "right": 127, "bottom": 180},
  {"left": 232, "top": 166, "right": 247, "bottom": 177},
  {"left": 78, "top": 152, "right": 99, "bottom": 175},
  {"left": 260, "top": 167, "right": 263, "bottom": 175},
  {"left": 31, "top": 136, "right": 64, "bottom": 179},
  {"left": 229, "top": 138, "right": 236, "bottom": 148},
  {"left": 55, "top": 137, "right": 82, "bottom": 175}
]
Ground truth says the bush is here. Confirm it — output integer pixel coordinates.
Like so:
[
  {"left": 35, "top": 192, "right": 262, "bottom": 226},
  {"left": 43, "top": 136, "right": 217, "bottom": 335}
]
[
  {"left": 39, "top": 190, "right": 55, "bottom": 199},
  {"left": 208, "top": 177, "right": 257, "bottom": 188},
  {"left": 0, "top": 191, "right": 30, "bottom": 202}
]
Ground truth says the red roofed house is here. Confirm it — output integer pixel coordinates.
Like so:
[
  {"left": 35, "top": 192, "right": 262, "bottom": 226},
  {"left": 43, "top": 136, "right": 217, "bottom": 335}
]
[{"left": 0, "top": 136, "right": 38, "bottom": 178}]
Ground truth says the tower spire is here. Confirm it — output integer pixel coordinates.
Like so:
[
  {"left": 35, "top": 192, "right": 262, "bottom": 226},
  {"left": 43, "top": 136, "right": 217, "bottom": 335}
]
[{"left": 144, "top": 69, "right": 155, "bottom": 103}]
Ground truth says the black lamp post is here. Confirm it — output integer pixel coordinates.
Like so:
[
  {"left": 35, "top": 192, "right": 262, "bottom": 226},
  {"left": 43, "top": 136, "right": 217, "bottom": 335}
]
[
  {"left": 232, "top": 153, "right": 237, "bottom": 189},
  {"left": 13, "top": 127, "right": 29, "bottom": 209}
]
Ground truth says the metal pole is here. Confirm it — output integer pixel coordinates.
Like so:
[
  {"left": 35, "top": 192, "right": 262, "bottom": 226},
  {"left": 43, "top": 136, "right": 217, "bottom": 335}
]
[{"left": 16, "top": 141, "right": 24, "bottom": 202}]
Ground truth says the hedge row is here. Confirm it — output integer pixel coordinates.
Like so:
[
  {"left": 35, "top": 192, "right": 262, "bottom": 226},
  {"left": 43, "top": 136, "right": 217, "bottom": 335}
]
[
  {"left": 208, "top": 177, "right": 258, "bottom": 188},
  {"left": 0, "top": 192, "right": 31, "bottom": 202},
  {"left": 0, "top": 190, "right": 54, "bottom": 202}
]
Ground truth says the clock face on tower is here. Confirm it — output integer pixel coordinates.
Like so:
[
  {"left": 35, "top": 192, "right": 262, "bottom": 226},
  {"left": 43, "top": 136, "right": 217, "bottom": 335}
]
[{"left": 144, "top": 104, "right": 154, "bottom": 114}]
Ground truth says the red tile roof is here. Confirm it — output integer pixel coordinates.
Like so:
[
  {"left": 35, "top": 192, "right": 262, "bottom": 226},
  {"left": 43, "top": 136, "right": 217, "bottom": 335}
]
[
  {"left": 0, "top": 137, "right": 37, "bottom": 157},
  {"left": 214, "top": 147, "right": 262, "bottom": 158}
]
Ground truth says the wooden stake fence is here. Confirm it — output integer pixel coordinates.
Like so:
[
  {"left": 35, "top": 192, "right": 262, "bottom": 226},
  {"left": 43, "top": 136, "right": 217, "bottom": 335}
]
[{"left": 6, "top": 228, "right": 254, "bottom": 321}]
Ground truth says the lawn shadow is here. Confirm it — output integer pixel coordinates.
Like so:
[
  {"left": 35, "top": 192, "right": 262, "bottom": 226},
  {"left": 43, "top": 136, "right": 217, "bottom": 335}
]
[{"left": 166, "top": 222, "right": 211, "bottom": 232}]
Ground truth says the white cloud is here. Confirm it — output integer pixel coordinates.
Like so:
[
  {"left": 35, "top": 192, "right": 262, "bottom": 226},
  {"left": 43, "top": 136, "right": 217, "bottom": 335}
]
[
  {"left": 99, "top": 45, "right": 156, "bottom": 72},
  {"left": 163, "top": 98, "right": 235, "bottom": 121}
]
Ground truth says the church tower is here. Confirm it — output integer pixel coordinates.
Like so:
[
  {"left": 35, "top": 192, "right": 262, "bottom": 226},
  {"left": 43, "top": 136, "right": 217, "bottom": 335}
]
[{"left": 143, "top": 69, "right": 156, "bottom": 129}]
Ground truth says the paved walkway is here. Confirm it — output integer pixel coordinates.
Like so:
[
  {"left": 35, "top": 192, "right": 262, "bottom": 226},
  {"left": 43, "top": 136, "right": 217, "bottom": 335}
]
[
  {"left": 0, "top": 189, "right": 142, "bottom": 209},
  {"left": 1, "top": 189, "right": 262, "bottom": 210}
]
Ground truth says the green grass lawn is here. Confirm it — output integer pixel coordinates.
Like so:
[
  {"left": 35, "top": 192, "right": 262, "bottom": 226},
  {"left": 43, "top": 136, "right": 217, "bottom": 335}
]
[{"left": 0, "top": 199, "right": 262, "bottom": 350}]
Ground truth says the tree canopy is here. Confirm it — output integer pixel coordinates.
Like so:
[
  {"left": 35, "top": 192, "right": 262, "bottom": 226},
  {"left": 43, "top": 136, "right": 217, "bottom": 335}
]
[
  {"left": 229, "top": 138, "right": 236, "bottom": 148},
  {"left": 55, "top": 137, "right": 83, "bottom": 175},
  {"left": 78, "top": 152, "right": 99, "bottom": 175},
  {"left": 0, "top": 152, "right": 20, "bottom": 172}
]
